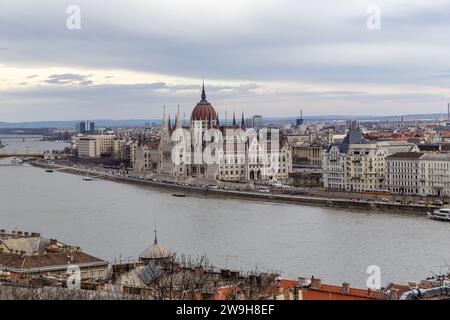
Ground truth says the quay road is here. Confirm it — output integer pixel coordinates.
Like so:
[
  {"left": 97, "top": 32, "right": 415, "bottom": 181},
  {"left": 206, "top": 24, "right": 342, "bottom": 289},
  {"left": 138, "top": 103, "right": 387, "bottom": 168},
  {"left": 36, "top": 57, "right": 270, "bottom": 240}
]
[{"left": 31, "top": 161, "right": 436, "bottom": 215}]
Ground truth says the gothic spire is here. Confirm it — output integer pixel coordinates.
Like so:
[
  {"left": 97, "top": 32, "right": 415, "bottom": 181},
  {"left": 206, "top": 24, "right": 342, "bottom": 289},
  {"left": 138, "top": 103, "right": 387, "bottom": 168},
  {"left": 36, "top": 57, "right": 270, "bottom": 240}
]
[
  {"left": 232, "top": 111, "right": 236, "bottom": 126},
  {"left": 241, "top": 112, "right": 245, "bottom": 129},
  {"left": 162, "top": 105, "right": 168, "bottom": 131},
  {"left": 201, "top": 80, "right": 206, "bottom": 101},
  {"left": 154, "top": 224, "right": 158, "bottom": 245}
]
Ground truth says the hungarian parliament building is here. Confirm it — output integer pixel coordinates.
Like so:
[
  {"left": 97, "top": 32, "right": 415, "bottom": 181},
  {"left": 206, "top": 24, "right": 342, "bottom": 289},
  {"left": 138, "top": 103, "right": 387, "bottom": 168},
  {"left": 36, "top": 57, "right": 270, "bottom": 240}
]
[{"left": 135, "top": 85, "right": 292, "bottom": 182}]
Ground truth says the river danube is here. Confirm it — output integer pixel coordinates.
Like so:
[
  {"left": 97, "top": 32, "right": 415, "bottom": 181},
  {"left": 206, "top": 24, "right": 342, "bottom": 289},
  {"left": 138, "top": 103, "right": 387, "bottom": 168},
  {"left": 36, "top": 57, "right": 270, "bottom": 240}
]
[{"left": 1, "top": 135, "right": 449, "bottom": 287}]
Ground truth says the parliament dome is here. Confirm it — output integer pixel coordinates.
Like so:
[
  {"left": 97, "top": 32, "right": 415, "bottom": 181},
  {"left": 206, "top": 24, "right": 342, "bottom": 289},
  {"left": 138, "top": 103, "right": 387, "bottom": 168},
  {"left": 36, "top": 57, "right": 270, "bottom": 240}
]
[{"left": 191, "top": 83, "right": 218, "bottom": 122}]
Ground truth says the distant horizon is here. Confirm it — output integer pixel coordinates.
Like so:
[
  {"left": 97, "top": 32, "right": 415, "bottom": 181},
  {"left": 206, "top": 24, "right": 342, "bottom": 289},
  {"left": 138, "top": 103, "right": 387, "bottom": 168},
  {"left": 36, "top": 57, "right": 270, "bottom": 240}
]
[{"left": 1, "top": 111, "right": 450, "bottom": 129}]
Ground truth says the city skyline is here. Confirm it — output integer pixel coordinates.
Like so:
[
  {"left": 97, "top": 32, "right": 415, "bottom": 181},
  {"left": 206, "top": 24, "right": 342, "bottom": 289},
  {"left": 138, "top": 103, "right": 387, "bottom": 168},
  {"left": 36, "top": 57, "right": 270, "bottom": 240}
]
[{"left": 1, "top": 1, "right": 450, "bottom": 121}]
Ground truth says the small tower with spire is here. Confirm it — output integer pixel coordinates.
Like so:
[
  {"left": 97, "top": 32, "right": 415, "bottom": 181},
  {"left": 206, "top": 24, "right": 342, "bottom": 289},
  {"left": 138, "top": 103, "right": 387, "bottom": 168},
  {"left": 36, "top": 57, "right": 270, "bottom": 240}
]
[
  {"left": 139, "top": 225, "right": 173, "bottom": 265},
  {"left": 201, "top": 80, "right": 207, "bottom": 101},
  {"left": 153, "top": 225, "right": 158, "bottom": 245}
]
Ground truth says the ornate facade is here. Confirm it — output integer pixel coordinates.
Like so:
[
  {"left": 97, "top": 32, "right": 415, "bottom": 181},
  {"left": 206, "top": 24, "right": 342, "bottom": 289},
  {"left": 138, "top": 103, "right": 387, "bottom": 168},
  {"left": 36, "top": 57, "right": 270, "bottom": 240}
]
[{"left": 154, "top": 84, "right": 292, "bottom": 182}]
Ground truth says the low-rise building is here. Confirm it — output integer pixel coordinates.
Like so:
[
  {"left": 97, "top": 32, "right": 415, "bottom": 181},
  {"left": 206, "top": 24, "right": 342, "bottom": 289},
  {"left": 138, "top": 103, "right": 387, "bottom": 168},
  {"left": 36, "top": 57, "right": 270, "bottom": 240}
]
[{"left": 0, "top": 229, "right": 109, "bottom": 281}]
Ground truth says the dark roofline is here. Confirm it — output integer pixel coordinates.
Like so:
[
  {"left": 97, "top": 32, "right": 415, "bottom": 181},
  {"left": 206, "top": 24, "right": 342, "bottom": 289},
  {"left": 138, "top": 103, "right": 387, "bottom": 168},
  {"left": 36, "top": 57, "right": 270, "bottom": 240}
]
[{"left": 386, "top": 152, "right": 425, "bottom": 160}]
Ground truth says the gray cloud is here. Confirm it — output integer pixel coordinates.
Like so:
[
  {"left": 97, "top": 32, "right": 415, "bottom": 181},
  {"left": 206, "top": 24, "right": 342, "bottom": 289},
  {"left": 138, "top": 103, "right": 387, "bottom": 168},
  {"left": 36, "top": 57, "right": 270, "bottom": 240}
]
[
  {"left": 44, "top": 74, "right": 92, "bottom": 85},
  {"left": 1, "top": 0, "right": 450, "bottom": 120}
]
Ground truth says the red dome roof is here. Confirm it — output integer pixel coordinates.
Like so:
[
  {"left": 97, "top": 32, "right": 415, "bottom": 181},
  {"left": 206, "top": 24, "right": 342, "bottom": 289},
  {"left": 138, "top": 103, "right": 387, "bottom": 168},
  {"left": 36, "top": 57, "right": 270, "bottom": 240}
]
[{"left": 191, "top": 84, "right": 217, "bottom": 121}]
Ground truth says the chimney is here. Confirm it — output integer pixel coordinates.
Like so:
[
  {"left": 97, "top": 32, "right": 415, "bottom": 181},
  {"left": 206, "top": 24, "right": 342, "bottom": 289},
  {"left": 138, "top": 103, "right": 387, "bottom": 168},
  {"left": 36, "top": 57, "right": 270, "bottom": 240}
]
[
  {"left": 310, "top": 278, "right": 321, "bottom": 289},
  {"left": 298, "top": 277, "right": 307, "bottom": 287},
  {"left": 342, "top": 282, "right": 350, "bottom": 295}
]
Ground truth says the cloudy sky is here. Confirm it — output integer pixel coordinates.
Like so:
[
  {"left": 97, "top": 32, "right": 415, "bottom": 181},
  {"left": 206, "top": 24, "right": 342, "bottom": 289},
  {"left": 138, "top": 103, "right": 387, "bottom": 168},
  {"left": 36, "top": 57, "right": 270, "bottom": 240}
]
[{"left": 1, "top": 0, "right": 450, "bottom": 122}]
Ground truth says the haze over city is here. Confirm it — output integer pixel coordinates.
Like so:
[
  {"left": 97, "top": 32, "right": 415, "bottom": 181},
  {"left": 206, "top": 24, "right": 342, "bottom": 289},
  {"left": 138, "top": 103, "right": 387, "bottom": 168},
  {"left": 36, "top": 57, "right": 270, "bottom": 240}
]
[{"left": 1, "top": 0, "right": 450, "bottom": 122}]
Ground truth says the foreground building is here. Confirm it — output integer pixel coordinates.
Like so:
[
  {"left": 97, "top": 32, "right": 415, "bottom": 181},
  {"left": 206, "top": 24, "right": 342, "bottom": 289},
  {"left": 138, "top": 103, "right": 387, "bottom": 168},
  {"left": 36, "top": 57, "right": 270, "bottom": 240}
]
[{"left": 0, "top": 229, "right": 109, "bottom": 281}]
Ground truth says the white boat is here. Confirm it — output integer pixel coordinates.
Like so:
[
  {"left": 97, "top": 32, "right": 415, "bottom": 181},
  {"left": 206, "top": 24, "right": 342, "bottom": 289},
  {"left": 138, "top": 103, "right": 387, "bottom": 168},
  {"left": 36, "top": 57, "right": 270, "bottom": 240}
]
[
  {"left": 83, "top": 173, "right": 93, "bottom": 181},
  {"left": 427, "top": 208, "right": 450, "bottom": 222}
]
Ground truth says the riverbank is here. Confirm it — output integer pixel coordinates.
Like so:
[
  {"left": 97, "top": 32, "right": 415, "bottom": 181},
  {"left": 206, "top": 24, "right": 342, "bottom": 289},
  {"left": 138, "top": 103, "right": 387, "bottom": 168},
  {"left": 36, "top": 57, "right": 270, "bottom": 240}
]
[{"left": 31, "top": 161, "right": 436, "bottom": 214}]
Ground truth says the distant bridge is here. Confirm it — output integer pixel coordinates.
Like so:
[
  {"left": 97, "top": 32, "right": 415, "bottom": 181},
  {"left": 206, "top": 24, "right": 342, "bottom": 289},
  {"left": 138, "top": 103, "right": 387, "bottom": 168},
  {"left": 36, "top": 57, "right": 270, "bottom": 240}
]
[{"left": 0, "top": 152, "right": 45, "bottom": 159}]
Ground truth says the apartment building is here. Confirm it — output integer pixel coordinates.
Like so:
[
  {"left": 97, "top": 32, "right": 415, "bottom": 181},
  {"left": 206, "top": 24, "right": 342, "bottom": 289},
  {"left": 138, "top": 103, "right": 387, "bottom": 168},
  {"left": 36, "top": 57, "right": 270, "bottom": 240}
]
[
  {"left": 386, "top": 153, "right": 450, "bottom": 196},
  {"left": 345, "top": 141, "right": 419, "bottom": 192},
  {"left": 77, "top": 135, "right": 124, "bottom": 159},
  {"left": 385, "top": 152, "right": 424, "bottom": 195},
  {"left": 323, "top": 121, "right": 419, "bottom": 192}
]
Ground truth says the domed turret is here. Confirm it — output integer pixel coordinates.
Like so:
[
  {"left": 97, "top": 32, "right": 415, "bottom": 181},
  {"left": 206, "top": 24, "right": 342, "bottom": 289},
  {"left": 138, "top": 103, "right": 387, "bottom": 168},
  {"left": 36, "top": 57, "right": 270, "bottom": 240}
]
[
  {"left": 139, "top": 228, "right": 173, "bottom": 263},
  {"left": 191, "top": 82, "right": 218, "bottom": 128}
]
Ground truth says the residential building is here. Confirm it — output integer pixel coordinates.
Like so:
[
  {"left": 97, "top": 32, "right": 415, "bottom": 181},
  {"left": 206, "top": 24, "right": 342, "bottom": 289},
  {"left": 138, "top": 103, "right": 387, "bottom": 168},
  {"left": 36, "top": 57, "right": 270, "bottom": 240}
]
[
  {"left": 77, "top": 135, "right": 124, "bottom": 159},
  {"left": 345, "top": 141, "right": 418, "bottom": 192},
  {"left": 323, "top": 121, "right": 419, "bottom": 191},
  {"left": 385, "top": 152, "right": 424, "bottom": 195},
  {"left": 386, "top": 152, "right": 450, "bottom": 196},
  {"left": 0, "top": 229, "right": 109, "bottom": 280}
]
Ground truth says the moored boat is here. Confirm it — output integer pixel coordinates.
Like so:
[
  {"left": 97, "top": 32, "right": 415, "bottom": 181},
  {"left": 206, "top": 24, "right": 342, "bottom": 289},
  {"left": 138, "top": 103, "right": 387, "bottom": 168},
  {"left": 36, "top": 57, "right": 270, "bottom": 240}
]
[
  {"left": 427, "top": 208, "right": 450, "bottom": 222},
  {"left": 172, "top": 193, "right": 186, "bottom": 198}
]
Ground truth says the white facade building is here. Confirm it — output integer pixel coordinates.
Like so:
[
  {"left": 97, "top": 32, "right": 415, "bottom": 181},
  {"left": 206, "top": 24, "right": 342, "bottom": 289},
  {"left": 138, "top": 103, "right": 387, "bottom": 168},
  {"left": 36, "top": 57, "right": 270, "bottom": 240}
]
[
  {"left": 323, "top": 121, "right": 419, "bottom": 192},
  {"left": 77, "top": 135, "right": 124, "bottom": 159},
  {"left": 386, "top": 153, "right": 450, "bottom": 197}
]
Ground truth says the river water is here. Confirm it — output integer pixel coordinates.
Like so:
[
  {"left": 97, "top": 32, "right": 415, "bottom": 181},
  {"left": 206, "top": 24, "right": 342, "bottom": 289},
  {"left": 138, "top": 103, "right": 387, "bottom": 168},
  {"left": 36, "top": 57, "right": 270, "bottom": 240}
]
[{"left": 1, "top": 135, "right": 449, "bottom": 288}]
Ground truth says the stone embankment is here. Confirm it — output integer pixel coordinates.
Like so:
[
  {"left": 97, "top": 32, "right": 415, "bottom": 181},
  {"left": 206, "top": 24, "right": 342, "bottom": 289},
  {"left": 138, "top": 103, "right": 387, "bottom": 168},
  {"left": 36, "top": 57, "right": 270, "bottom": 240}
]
[{"left": 31, "top": 162, "right": 435, "bottom": 215}]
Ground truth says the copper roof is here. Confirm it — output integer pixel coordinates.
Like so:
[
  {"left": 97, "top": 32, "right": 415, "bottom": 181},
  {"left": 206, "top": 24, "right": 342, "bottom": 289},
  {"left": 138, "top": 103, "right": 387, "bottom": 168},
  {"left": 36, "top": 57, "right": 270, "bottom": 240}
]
[{"left": 191, "top": 84, "right": 218, "bottom": 122}]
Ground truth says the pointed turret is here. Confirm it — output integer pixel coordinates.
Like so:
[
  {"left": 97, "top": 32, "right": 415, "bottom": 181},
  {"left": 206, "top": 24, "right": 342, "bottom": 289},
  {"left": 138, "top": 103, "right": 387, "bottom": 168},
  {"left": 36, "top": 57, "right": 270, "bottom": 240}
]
[
  {"left": 162, "top": 105, "right": 168, "bottom": 131},
  {"left": 175, "top": 105, "right": 181, "bottom": 129},
  {"left": 241, "top": 112, "right": 245, "bottom": 129},
  {"left": 232, "top": 111, "right": 236, "bottom": 126},
  {"left": 201, "top": 80, "right": 206, "bottom": 101}
]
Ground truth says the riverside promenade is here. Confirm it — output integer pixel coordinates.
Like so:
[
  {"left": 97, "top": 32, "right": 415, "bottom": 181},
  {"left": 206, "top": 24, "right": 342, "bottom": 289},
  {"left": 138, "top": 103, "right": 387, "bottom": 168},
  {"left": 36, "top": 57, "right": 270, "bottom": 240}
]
[{"left": 31, "top": 161, "right": 435, "bottom": 215}]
